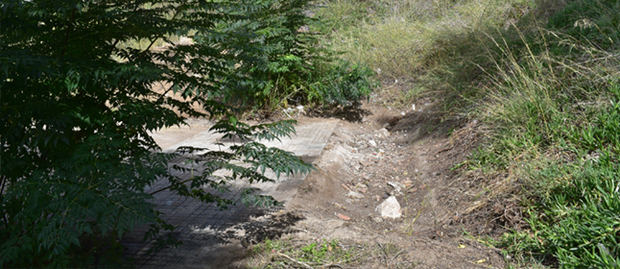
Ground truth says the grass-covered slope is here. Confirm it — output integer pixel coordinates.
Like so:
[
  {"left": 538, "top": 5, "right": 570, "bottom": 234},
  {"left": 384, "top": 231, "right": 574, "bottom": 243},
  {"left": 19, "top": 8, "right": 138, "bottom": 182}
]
[{"left": 314, "top": 0, "right": 619, "bottom": 267}]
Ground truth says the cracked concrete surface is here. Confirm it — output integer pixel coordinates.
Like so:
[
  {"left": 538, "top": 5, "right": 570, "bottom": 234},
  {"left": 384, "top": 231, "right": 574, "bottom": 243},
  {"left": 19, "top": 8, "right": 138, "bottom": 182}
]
[{"left": 122, "top": 118, "right": 339, "bottom": 268}]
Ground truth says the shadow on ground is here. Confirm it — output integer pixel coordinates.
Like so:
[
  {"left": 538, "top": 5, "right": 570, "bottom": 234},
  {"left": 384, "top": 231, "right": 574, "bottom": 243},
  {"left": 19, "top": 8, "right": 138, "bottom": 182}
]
[{"left": 122, "top": 184, "right": 304, "bottom": 268}]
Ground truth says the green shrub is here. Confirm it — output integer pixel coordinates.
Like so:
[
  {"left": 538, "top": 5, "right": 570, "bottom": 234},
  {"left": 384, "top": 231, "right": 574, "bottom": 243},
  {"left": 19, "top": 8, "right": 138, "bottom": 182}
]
[
  {"left": 204, "top": 0, "right": 375, "bottom": 111},
  {"left": 205, "top": 0, "right": 320, "bottom": 110},
  {"left": 0, "top": 1, "right": 313, "bottom": 266},
  {"left": 305, "top": 60, "right": 376, "bottom": 108}
]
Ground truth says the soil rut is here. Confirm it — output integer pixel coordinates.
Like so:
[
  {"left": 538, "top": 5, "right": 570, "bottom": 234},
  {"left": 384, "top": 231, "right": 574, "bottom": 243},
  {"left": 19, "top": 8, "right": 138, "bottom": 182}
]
[
  {"left": 140, "top": 102, "right": 506, "bottom": 268},
  {"left": 247, "top": 103, "right": 506, "bottom": 268}
]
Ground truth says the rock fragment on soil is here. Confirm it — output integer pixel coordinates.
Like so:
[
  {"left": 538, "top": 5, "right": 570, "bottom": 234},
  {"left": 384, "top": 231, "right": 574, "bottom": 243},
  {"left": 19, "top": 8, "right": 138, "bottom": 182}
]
[
  {"left": 368, "top": 139, "right": 377, "bottom": 147},
  {"left": 387, "top": 181, "right": 404, "bottom": 195},
  {"left": 376, "top": 196, "right": 402, "bottom": 219},
  {"left": 354, "top": 183, "right": 368, "bottom": 193},
  {"left": 336, "top": 213, "right": 351, "bottom": 221},
  {"left": 377, "top": 128, "right": 390, "bottom": 138},
  {"left": 346, "top": 191, "right": 364, "bottom": 199},
  {"left": 296, "top": 105, "right": 305, "bottom": 114}
]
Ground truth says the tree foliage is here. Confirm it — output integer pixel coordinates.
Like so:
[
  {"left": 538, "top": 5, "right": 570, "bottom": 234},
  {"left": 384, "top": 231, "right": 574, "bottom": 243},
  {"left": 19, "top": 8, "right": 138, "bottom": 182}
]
[
  {"left": 206, "top": 0, "right": 375, "bottom": 111},
  {"left": 0, "top": 0, "right": 327, "bottom": 266}
]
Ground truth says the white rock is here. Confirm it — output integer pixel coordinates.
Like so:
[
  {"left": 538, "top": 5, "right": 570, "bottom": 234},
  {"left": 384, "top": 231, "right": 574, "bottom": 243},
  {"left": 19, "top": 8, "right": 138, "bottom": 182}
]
[
  {"left": 378, "top": 128, "right": 390, "bottom": 137},
  {"left": 400, "top": 111, "right": 406, "bottom": 116},
  {"left": 368, "top": 139, "right": 377, "bottom": 147},
  {"left": 375, "top": 196, "right": 402, "bottom": 219},
  {"left": 411, "top": 104, "right": 416, "bottom": 111},
  {"left": 296, "top": 105, "right": 305, "bottom": 114},
  {"left": 387, "top": 181, "right": 404, "bottom": 195},
  {"left": 346, "top": 191, "right": 364, "bottom": 199}
]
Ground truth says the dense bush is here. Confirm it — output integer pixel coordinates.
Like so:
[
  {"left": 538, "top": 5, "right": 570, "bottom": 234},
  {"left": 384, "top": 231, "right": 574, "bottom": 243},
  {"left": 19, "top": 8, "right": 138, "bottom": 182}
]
[
  {"left": 306, "top": 60, "right": 375, "bottom": 108},
  {"left": 0, "top": 0, "right": 328, "bottom": 266},
  {"left": 205, "top": 0, "right": 375, "bottom": 111}
]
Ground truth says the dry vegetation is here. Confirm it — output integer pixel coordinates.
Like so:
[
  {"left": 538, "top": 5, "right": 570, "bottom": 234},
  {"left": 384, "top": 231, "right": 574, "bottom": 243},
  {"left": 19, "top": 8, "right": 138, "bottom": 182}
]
[{"left": 307, "top": 0, "right": 619, "bottom": 267}]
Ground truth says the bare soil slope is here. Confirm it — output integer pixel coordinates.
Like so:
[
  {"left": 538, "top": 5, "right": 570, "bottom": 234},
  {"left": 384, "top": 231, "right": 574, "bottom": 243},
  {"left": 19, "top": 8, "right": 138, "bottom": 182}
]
[{"left": 242, "top": 101, "right": 506, "bottom": 268}]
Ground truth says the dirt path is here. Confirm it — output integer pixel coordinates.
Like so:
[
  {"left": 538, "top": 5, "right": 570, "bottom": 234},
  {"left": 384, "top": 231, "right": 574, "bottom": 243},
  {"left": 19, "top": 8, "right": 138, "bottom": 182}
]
[
  {"left": 274, "top": 104, "right": 503, "bottom": 268},
  {"left": 128, "top": 102, "right": 505, "bottom": 268},
  {"left": 240, "top": 102, "right": 506, "bottom": 268}
]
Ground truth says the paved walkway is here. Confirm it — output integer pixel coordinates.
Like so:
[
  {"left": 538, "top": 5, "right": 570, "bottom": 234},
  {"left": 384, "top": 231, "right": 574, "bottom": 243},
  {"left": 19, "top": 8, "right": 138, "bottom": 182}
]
[{"left": 122, "top": 119, "right": 339, "bottom": 268}]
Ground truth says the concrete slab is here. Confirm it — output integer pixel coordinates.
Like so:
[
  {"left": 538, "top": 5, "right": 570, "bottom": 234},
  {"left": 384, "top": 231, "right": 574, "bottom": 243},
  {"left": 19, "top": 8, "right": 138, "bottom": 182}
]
[
  {"left": 123, "top": 119, "right": 339, "bottom": 268},
  {"left": 149, "top": 119, "right": 213, "bottom": 151}
]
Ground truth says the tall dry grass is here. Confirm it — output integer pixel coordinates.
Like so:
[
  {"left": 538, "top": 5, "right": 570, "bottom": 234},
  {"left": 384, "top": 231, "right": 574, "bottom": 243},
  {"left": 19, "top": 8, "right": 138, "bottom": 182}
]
[{"left": 316, "top": 0, "right": 620, "bottom": 266}]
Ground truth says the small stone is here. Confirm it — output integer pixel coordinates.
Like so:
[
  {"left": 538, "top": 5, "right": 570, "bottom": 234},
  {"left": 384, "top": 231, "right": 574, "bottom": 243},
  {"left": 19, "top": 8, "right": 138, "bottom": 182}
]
[
  {"left": 355, "top": 183, "right": 368, "bottom": 193},
  {"left": 296, "top": 105, "right": 305, "bottom": 114},
  {"left": 336, "top": 213, "right": 351, "bottom": 221},
  {"left": 378, "top": 128, "right": 390, "bottom": 137},
  {"left": 368, "top": 139, "right": 377, "bottom": 147},
  {"left": 387, "top": 181, "right": 404, "bottom": 195},
  {"left": 375, "top": 196, "right": 402, "bottom": 219},
  {"left": 333, "top": 202, "right": 345, "bottom": 209},
  {"left": 346, "top": 191, "right": 364, "bottom": 199}
]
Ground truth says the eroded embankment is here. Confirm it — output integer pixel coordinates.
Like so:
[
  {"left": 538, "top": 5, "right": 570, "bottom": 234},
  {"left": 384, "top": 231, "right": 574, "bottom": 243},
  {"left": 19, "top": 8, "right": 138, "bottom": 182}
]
[{"left": 245, "top": 103, "right": 506, "bottom": 268}]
